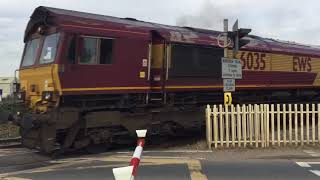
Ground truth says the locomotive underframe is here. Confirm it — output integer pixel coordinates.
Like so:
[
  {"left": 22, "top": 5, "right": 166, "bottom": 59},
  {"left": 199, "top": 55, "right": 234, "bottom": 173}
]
[{"left": 17, "top": 87, "right": 320, "bottom": 154}]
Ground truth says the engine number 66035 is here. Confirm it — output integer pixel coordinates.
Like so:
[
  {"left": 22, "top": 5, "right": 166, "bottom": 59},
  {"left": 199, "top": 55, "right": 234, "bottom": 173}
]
[{"left": 240, "top": 51, "right": 266, "bottom": 70}]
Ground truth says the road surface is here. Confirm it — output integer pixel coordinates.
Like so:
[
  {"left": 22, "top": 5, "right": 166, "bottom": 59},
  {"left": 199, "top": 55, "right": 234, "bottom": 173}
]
[{"left": 1, "top": 147, "right": 320, "bottom": 179}]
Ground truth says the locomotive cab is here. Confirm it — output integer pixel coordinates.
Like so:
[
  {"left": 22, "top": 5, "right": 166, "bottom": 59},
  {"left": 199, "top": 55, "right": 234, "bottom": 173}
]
[{"left": 19, "top": 26, "right": 62, "bottom": 113}]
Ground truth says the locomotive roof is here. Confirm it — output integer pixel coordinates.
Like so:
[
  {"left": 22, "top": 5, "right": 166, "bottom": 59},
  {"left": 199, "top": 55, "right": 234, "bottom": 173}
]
[{"left": 25, "top": 6, "right": 320, "bottom": 57}]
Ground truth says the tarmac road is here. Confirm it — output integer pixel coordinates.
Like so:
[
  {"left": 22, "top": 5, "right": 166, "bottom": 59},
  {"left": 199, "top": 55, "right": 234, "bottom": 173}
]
[{"left": 1, "top": 147, "right": 320, "bottom": 180}]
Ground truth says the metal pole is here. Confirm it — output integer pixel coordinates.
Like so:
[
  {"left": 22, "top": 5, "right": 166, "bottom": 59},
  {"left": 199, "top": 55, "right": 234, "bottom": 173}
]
[
  {"left": 223, "top": 19, "right": 228, "bottom": 58},
  {"left": 233, "top": 20, "right": 239, "bottom": 58}
]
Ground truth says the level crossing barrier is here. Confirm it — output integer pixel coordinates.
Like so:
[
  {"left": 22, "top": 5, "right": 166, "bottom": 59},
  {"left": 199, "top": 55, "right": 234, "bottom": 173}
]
[
  {"left": 113, "top": 129, "right": 147, "bottom": 180},
  {"left": 206, "top": 104, "right": 320, "bottom": 149}
]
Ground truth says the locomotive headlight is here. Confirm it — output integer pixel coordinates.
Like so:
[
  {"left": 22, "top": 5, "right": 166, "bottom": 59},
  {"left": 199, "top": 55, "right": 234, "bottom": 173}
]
[{"left": 42, "top": 91, "right": 53, "bottom": 101}]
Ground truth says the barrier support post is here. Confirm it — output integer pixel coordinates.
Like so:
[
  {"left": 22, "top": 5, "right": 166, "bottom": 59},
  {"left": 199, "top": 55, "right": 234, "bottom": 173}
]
[{"left": 113, "top": 129, "right": 147, "bottom": 180}]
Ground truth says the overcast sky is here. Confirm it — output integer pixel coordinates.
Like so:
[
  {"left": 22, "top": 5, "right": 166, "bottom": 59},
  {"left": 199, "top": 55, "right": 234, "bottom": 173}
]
[{"left": 1, "top": 0, "right": 320, "bottom": 76}]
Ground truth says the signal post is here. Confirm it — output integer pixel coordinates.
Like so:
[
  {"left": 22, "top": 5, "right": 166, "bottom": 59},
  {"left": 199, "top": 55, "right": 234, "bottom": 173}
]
[{"left": 221, "top": 19, "right": 251, "bottom": 105}]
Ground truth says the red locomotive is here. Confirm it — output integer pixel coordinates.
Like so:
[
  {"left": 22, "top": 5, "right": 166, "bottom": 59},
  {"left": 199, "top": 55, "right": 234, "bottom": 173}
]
[{"left": 6, "top": 6, "right": 320, "bottom": 153}]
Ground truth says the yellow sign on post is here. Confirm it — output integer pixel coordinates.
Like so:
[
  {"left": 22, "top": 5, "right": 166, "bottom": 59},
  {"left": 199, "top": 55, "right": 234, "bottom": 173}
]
[{"left": 224, "top": 92, "right": 232, "bottom": 105}]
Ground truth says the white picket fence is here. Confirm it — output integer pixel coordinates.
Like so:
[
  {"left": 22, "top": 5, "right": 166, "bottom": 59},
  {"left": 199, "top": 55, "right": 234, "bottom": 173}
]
[{"left": 206, "top": 104, "right": 320, "bottom": 149}]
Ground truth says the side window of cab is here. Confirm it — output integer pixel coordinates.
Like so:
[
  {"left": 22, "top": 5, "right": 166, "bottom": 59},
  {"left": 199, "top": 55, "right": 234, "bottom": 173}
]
[
  {"left": 67, "top": 35, "right": 77, "bottom": 64},
  {"left": 78, "top": 36, "right": 114, "bottom": 65}
]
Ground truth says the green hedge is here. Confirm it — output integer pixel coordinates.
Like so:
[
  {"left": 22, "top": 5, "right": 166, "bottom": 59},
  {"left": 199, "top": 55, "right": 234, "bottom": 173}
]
[
  {"left": 0, "top": 97, "right": 25, "bottom": 139},
  {"left": 0, "top": 123, "right": 20, "bottom": 139},
  {"left": 0, "top": 96, "right": 26, "bottom": 113}
]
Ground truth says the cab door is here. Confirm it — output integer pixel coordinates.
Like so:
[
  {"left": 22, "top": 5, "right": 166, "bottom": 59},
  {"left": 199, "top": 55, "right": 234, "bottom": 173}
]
[{"left": 148, "top": 34, "right": 168, "bottom": 104}]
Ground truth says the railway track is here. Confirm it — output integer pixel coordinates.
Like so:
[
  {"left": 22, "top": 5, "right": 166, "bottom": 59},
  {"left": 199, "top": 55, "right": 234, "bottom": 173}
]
[{"left": 0, "top": 137, "right": 22, "bottom": 148}]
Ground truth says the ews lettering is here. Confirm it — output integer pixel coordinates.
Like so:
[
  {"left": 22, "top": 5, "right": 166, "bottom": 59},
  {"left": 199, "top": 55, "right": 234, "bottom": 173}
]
[
  {"left": 240, "top": 52, "right": 266, "bottom": 70},
  {"left": 293, "top": 56, "right": 312, "bottom": 72}
]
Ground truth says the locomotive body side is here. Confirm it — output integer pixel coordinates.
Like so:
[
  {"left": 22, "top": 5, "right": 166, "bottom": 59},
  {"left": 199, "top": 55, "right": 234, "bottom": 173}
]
[{"left": 11, "top": 6, "right": 320, "bottom": 153}]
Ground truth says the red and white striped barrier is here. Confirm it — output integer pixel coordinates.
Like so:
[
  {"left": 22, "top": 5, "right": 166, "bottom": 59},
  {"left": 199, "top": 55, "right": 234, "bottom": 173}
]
[{"left": 113, "top": 129, "right": 147, "bottom": 180}]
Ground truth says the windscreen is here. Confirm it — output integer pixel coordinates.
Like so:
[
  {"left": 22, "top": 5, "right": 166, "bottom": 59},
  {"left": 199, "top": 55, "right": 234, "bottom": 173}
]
[
  {"left": 39, "top": 33, "right": 60, "bottom": 64},
  {"left": 21, "top": 38, "right": 40, "bottom": 67}
]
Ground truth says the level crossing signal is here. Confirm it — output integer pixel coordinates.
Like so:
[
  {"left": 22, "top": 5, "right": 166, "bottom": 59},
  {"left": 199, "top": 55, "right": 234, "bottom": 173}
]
[{"left": 228, "top": 19, "right": 252, "bottom": 56}]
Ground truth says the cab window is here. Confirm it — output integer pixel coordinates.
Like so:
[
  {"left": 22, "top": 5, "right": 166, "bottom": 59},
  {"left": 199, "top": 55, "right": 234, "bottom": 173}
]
[
  {"left": 79, "top": 37, "right": 113, "bottom": 64},
  {"left": 80, "top": 37, "right": 98, "bottom": 64},
  {"left": 39, "top": 33, "right": 60, "bottom": 64},
  {"left": 67, "top": 36, "right": 76, "bottom": 64},
  {"left": 21, "top": 38, "right": 40, "bottom": 67},
  {"left": 100, "top": 39, "right": 113, "bottom": 64}
]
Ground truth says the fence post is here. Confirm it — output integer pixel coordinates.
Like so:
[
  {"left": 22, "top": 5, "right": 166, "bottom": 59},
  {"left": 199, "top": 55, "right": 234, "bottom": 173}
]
[
  {"left": 254, "top": 104, "right": 259, "bottom": 148},
  {"left": 242, "top": 105, "right": 247, "bottom": 148},
  {"left": 283, "top": 104, "right": 287, "bottom": 146},
  {"left": 237, "top": 104, "right": 242, "bottom": 147},
  {"left": 318, "top": 104, "right": 320, "bottom": 144},
  {"left": 289, "top": 104, "right": 292, "bottom": 145},
  {"left": 306, "top": 104, "right": 310, "bottom": 144},
  {"left": 249, "top": 104, "right": 253, "bottom": 146},
  {"left": 219, "top": 105, "right": 224, "bottom": 147},
  {"left": 206, "top": 105, "right": 212, "bottom": 149},
  {"left": 225, "top": 105, "right": 230, "bottom": 148},
  {"left": 247, "top": 106, "right": 250, "bottom": 137},
  {"left": 263, "top": 104, "right": 267, "bottom": 147},
  {"left": 277, "top": 104, "right": 281, "bottom": 147},
  {"left": 265, "top": 104, "right": 270, "bottom": 147},
  {"left": 300, "top": 104, "right": 304, "bottom": 146},
  {"left": 312, "top": 104, "right": 315, "bottom": 145},
  {"left": 260, "top": 104, "right": 265, "bottom": 148},
  {"left": 231, "top": 105, "right": 235, "bottom": 147},
  {"left": 271, "top": 104, "right": 275, "bottom": 146},
  {"left": 213, "top": 105, "right": 218, "bottom": 148},
  {"left": 294, "top": 104, "right": 298, "bottom": 146},
  {"left": 264, "top": 104, "right": 267, "bottom": 147}
]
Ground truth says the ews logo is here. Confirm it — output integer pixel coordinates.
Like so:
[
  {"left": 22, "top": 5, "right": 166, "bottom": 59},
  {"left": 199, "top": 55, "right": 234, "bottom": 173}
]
[{"left": 293, "top": 56, "right": 312, "bottom": 72}]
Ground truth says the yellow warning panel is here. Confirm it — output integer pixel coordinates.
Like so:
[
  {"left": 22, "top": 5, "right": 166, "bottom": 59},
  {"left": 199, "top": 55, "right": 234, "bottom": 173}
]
[
  {"left": 224, "top": 92, "right": 232, "bottom": 106},
  {"left": 139, "top": 71, "right": 146, "bottom": 78}
]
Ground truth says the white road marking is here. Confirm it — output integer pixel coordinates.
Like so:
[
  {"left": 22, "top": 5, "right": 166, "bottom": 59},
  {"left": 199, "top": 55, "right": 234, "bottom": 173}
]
[
  {"left": 303, "top": 150, "right": 315, "bottom": 154},
  {"left": 310, "top": 154, "right": 320, "bottom": 157},
  {"left": 116, "top": 150, "right": 212, "bottom": 154},
  {"left": 115, "top": 155, "right": 206, "bottom": 161},
  {"left": 303, "top": 162, "right": 320, "bottom": 165},
  {"left": 303, "top": 150, "right": 320, "bottom": 157},
  {"left": 296, "top": 162, "right": 311, "bottom": 168},
  {"left": 310, "top": 170, "right": 320, "bottom": 177},
  {"left": 0, "top": 148, "right": 37, "bottom": 157},
  {"left": 296, "top": 162, "right": 320, "bottom": 177},
  {"left": 116, "top": 155, "right": 190, "bottom": 159},
  {"left": 2, "top": 177, "right": 32, "bottom": 180},
  {"left": 0, "top": 152, "right": 35, "bottom": 157}
]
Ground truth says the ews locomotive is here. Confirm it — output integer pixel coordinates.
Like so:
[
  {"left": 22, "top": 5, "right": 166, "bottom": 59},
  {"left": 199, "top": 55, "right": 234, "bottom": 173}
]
[{"left": 6, "top": 6, "right": 320, "bottom": 153}]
